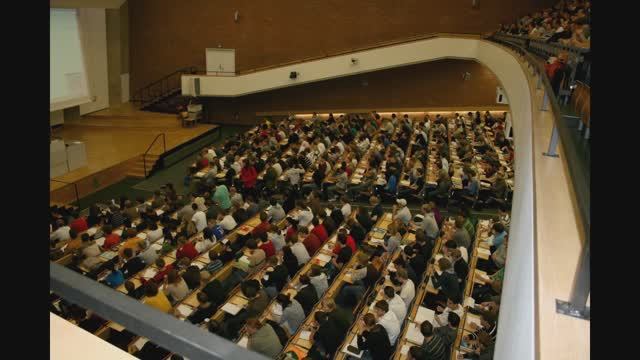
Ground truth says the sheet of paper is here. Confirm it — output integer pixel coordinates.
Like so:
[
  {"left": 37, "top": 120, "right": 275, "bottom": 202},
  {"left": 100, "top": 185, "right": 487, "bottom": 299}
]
[
  {"left": 464, "top": 296, "right": 475, "bottom": 308},
  {"left": 221, "top": 303, "right": 242, "bottom": 315},
  {"left": 477, "top": 247, "right": 491, "bottom": 256},
  {"left": 142, "top": 268, "right": 158, "bottom": 279},
  {"left": 414, "top": 306, "right": 436, "bottom": 324},
  {"left": 466, "top": 315, "right": 482, "bottom": 329},
  {"left": 108, "top": 322, "right": 125, "bottom": 332},
  {"left": 86, "top": 227, "right": 97, "bottom": 236},
  {"left": 176, "top": 304, "right": 194, "bottom": 317},
  {"left": 316, "top": 253, "right": 332, "bottom": 264},
  {"left": 94, "top": 237, "right": 106, "bottom": 246},
  {"left": 237, "top": 336, "right": 249, "bottom": 348},
  {"left": 114, "top": 229, "right": 123, "bottom": 236},
  {"left": 405, "top": 322, "right": 425, "bottom": 345},
  {"left": 400, "top": 344, "right": 410, "bottom": 355},
  {"left": 155, "top": 209, "right": 164, "bottom": 216},
  {"left": 137, "top": 232, "right": 148, "bottom": 240},
  {"left": 272, "top": 303, "right": 283, "bottom": 316},
  {"left": 299, "top": 330, "right": 312, "bottom": 341},
  {"left": 150, "top": 243, "right": 162, "bottom": 251}
]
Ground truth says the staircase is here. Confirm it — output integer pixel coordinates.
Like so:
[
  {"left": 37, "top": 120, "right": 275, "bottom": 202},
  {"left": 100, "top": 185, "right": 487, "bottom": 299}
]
[
  {"left": 131, "top": 66, "right": 199, "bottom": 114},
  {"left": 126, "top": 154, "right": 161, "bottom": 179}
]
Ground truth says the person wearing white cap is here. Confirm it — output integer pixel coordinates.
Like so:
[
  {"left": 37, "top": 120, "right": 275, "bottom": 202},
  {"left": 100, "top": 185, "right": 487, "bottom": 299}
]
[{"left": 393, "top": 199, "right": 412, "bottom": 226}]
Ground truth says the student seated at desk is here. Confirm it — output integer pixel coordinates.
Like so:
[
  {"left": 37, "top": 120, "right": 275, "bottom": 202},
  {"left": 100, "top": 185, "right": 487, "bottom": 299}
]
[
  {"left": 124, "top": 280, "right": 145, "bottom": 300},
  {"left": 81, "top": 233, "right": 101, "bottom": 258},
  {"left": 424, "top": 258, "right": 462, "bottom": 310},
  {"left": 383, "top": 285, "right": 407, "bottom": 322},
  {"left": 419, "top": 320, "right": 448, "bottom": 360},
  {"left": 218, "top": 209, "right": 238, "bottom": 231},
  {"left": 175, "top": 236, "right": 199, "bottom": 261},
  {"left": 187, "top": 292, "right": 217, "bottom": 324},
  {"left": 273, "top": 293, "right": 306, "bottom": 335},
  {"left": 64, "top": 229, "right": 82, "bottom": 254},
  {"left": 357, "top": 312, "right": 393, "bottom": 360},
  {"left": 310, "top": 311, "right": 343, "bottom": 358},
  {"left": 476, "top": 237, "right": 507, "bottom": 275},
  {"left": 164, "top": 269, "right": 189, "bottom": 303},
  {"left": 103, "top": 262, "right": 125, "bottom": 288},
  {"left": 308, "top": 265, "right": 329, "bottom": 299},
  {"left": 346, "top": 217, "right": 367, "bottom": 246},
  {"left": 458, "top": 331, "right": 495, "bottom": 360},
  {"left": 50, "top": 219, "right": 71, "bottom": 243},
  {"left": 435, "top": 312, "right": 460, "bottom": 352},
  {"left": 395, "top": 268, "right": 415, "bottom": 308},
  {"left": 289, "top": 233, "right": 311, "bottom": 266},
  {"left": 294, "top": 274, "right": 319, "bottom": 316},
  {"left": 434, "top": 295, "right": 464, "bottom": 328},
  {"left": 300, "top": 226, "right": 322, "bottom": 256},
  {"left": 373, "top": 300, "right": 400, "bottom": 345},
  {"left": 245, "top": 318, "right": 283, "bottom": 359},
  {"left": 337, "top": 253, "right": 381, "bottom": 307},
  {"left": 403, "top": 246, "right": 427, "bottom": 279},
  {"left": 143, "top": 280, "right": 172, "bottom": 313},
  {"left": 121, "top": 248, "right": 146, "bottom": 279}
]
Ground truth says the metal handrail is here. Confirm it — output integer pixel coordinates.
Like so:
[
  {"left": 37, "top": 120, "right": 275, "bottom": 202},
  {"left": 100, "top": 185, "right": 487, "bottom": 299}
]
[
  {"left": 142, "top": 133, "right": 166, "bottom": 177},
  {"left": 490, "top": 34, "right": 590, "bottom": 319},
  {"left": 50, "top": 178, "right": 81, "bottom": 208},
  {"left": 50, "top": 262, "right": 267, "bottom": 360},
  {"left": 132, "top": 66, "right": 198, "bottom": 105}
]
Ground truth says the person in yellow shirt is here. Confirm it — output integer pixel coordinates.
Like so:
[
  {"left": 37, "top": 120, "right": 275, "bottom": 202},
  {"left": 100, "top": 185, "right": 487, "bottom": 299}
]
[
  {"left": 119, "top": 233, "right": 143, "bottom": 258},
  {"left": 64, "top": 230, "right": 82, "bottom": 254},
  {"left": 143, "top": 281, "right": 172, "bottom": 313}
]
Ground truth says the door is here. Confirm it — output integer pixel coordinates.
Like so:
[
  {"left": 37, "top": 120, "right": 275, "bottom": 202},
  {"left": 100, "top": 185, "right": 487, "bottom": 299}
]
[{"left": 206, "top": 48, "right": 235, "bottom": 76}]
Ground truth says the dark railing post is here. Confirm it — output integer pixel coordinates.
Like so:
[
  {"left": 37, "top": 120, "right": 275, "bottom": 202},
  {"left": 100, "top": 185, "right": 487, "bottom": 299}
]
[
  {"left": 556, "top": 237, "right": 590, "bottom": 320},
  {"left": 143, "top": 154, "right": 147, "bottom": 177},
  {"left": 73, "top": 183, "right": 81, "bottom": 210},
  {"left": 163, "top": 133, "right": 166, "bottom": 152}
]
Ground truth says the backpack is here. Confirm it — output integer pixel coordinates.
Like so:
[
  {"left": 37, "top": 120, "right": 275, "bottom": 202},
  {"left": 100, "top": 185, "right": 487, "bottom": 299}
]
[{"left": 202, "top": 279, "right": 226, "bottom": 307}]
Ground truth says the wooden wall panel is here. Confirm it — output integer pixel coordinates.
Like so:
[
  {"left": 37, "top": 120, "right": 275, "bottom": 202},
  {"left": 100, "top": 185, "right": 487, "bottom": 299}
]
[
  {"left": 203, "top": 59, "right": 503, "bottom": 124},
  {"left": 129, "top": 0, "right": 555, "bottom": 92}
]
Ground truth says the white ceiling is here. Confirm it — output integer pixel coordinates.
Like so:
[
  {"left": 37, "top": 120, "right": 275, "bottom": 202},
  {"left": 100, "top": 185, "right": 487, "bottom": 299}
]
[{"left": 50, "top": 0, "right": 126, "bottom": 9}]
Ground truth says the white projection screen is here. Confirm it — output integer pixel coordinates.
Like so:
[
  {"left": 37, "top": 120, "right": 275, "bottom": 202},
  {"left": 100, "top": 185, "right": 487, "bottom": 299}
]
[{"left": 50, "top": 8, "right": 91, "bottom": 111}]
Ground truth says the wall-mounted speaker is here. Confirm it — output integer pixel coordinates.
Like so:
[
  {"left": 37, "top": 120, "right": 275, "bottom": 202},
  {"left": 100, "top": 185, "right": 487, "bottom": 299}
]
[
  {"left": 194, "top": 78, "right": 201, "bottom": 96},
  {"left": 289, "top": 71, "right": 298, "bottom": 79}
]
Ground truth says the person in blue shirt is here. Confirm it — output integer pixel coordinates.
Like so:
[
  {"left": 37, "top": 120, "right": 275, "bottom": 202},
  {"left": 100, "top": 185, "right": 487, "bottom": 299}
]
[
  {"left": 464, "top": 170, "right": 480, "bottom": 197},
  {"left": 384, "top": 171, "right": 398, "bottom": 195},
  {"left": 488, "top": 223, "right": 507, "bottom": 252},
  {"left": 103, "top": 262, "right": 125, "bottom": 288}
]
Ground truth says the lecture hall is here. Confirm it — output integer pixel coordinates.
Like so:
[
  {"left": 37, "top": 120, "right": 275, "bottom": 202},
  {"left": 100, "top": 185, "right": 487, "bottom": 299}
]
[{"left": 49, "top": 1, "right": 590, "bottom": 359}]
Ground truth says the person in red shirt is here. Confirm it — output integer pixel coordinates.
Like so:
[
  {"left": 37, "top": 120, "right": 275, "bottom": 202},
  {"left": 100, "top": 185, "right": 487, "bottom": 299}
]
[
  {"left": 251, "top": 212, "right": 271, "bottom": 239},
  {"left": 299, "top": 227, "right": 322, "bottom": 256},
  {"left": 333, "top": 229, "right": 356, "bottom": 254},
  {"left": 148, "top": 258, "right": 174, "bottom": 284},
  {"left": 257, "top": 232, "right": 276, "bottom": 258},
  {"left": 176, "top": 236, "right": 198, "bottom": 260},
  {"left": 240, "top": 160, "right": 258, "bottom": 191},
  {"left": 285, "top": 220, "right": 298, "bottom": 243},
  {"left": 70, "top": 215, "right": 88, "bottom": 233},
  {"left": 102, "top": 224, "right": 121, "bottom": 250},
  {"left": 310, "top": 217, "right": 328, "bottom": 244}
]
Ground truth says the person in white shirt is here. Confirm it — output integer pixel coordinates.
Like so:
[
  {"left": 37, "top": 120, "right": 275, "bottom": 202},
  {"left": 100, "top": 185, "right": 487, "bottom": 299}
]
[
  {"left": 50, "top": 220, "right": 71, "bottom": 242},
  {"left": 267, "top": 225, "right": 286, "bottom": 252},
  {"left": 335, "top": 141, "right": 345, "bottom": 154},
  {"left": 441, "top": 156, "right": 450, "bottom": 173},
  {"left": 396, "top": 268, "right": 416, "bottom": 307},
  {"left": 373, "top": 300, "right": 401, "bottom": 345},
  {"left": 273, "top": 161, "right": 283, "bottom": 177},
  {"left": 309, "top": 265, "right": 329, "bottom": 298},
  {"left": 194, "top": 236, "right": 215, "bottom": 254},
  {"left": 229, "top": 187, "right": 243, "bottom": 207},
  {"left": 294, "top": 200, "right": 313, "bottom": 227},
  {"left": 146, "top": 223, "right": 164, "bottom": 243},
  {"left": 383, "top": 286, "right": 407, "bottom": 322},
  {"left": 267, "top": 198, "right": 287, "bottom": 223},
  {"left": 191, "top": 204, "right": 207, "bottom": 232},
  {"left": 284, "top": 164, "right": 306, "bottom": 187},
  {"left": 231, "top": 156, "right": 243, "bottom": 174},
  {"left": 444, "top": 240, "right": 468, "bottom": 263},
  {"left": 315, "top": 140, "right": 326, "bottom": 155},
  {"left": 290, "top": 235, "right": 311, "bottom": 266},
  {"left": 340, "top": 197, "right": 352, "bottom": 218},
  {"left": 418, "top": 204, "right": 439, "bottom": 240},
  {"left": 433, "top": 296, "right": 464, "bottom": 328},
  {"left": 393, "top": 199, "right": 412, "bottom": 226},
  {"left": 218, "top": 210, "right": 238, "bottom": 231}
]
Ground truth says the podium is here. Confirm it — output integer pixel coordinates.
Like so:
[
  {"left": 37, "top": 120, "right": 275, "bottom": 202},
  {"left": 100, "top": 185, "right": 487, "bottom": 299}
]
[
  {"left": 50, "top": 139, "right": 87, "bottom": 177},
  {"left": 50, "top": 139, "right": 68, "bottom": 178}
]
